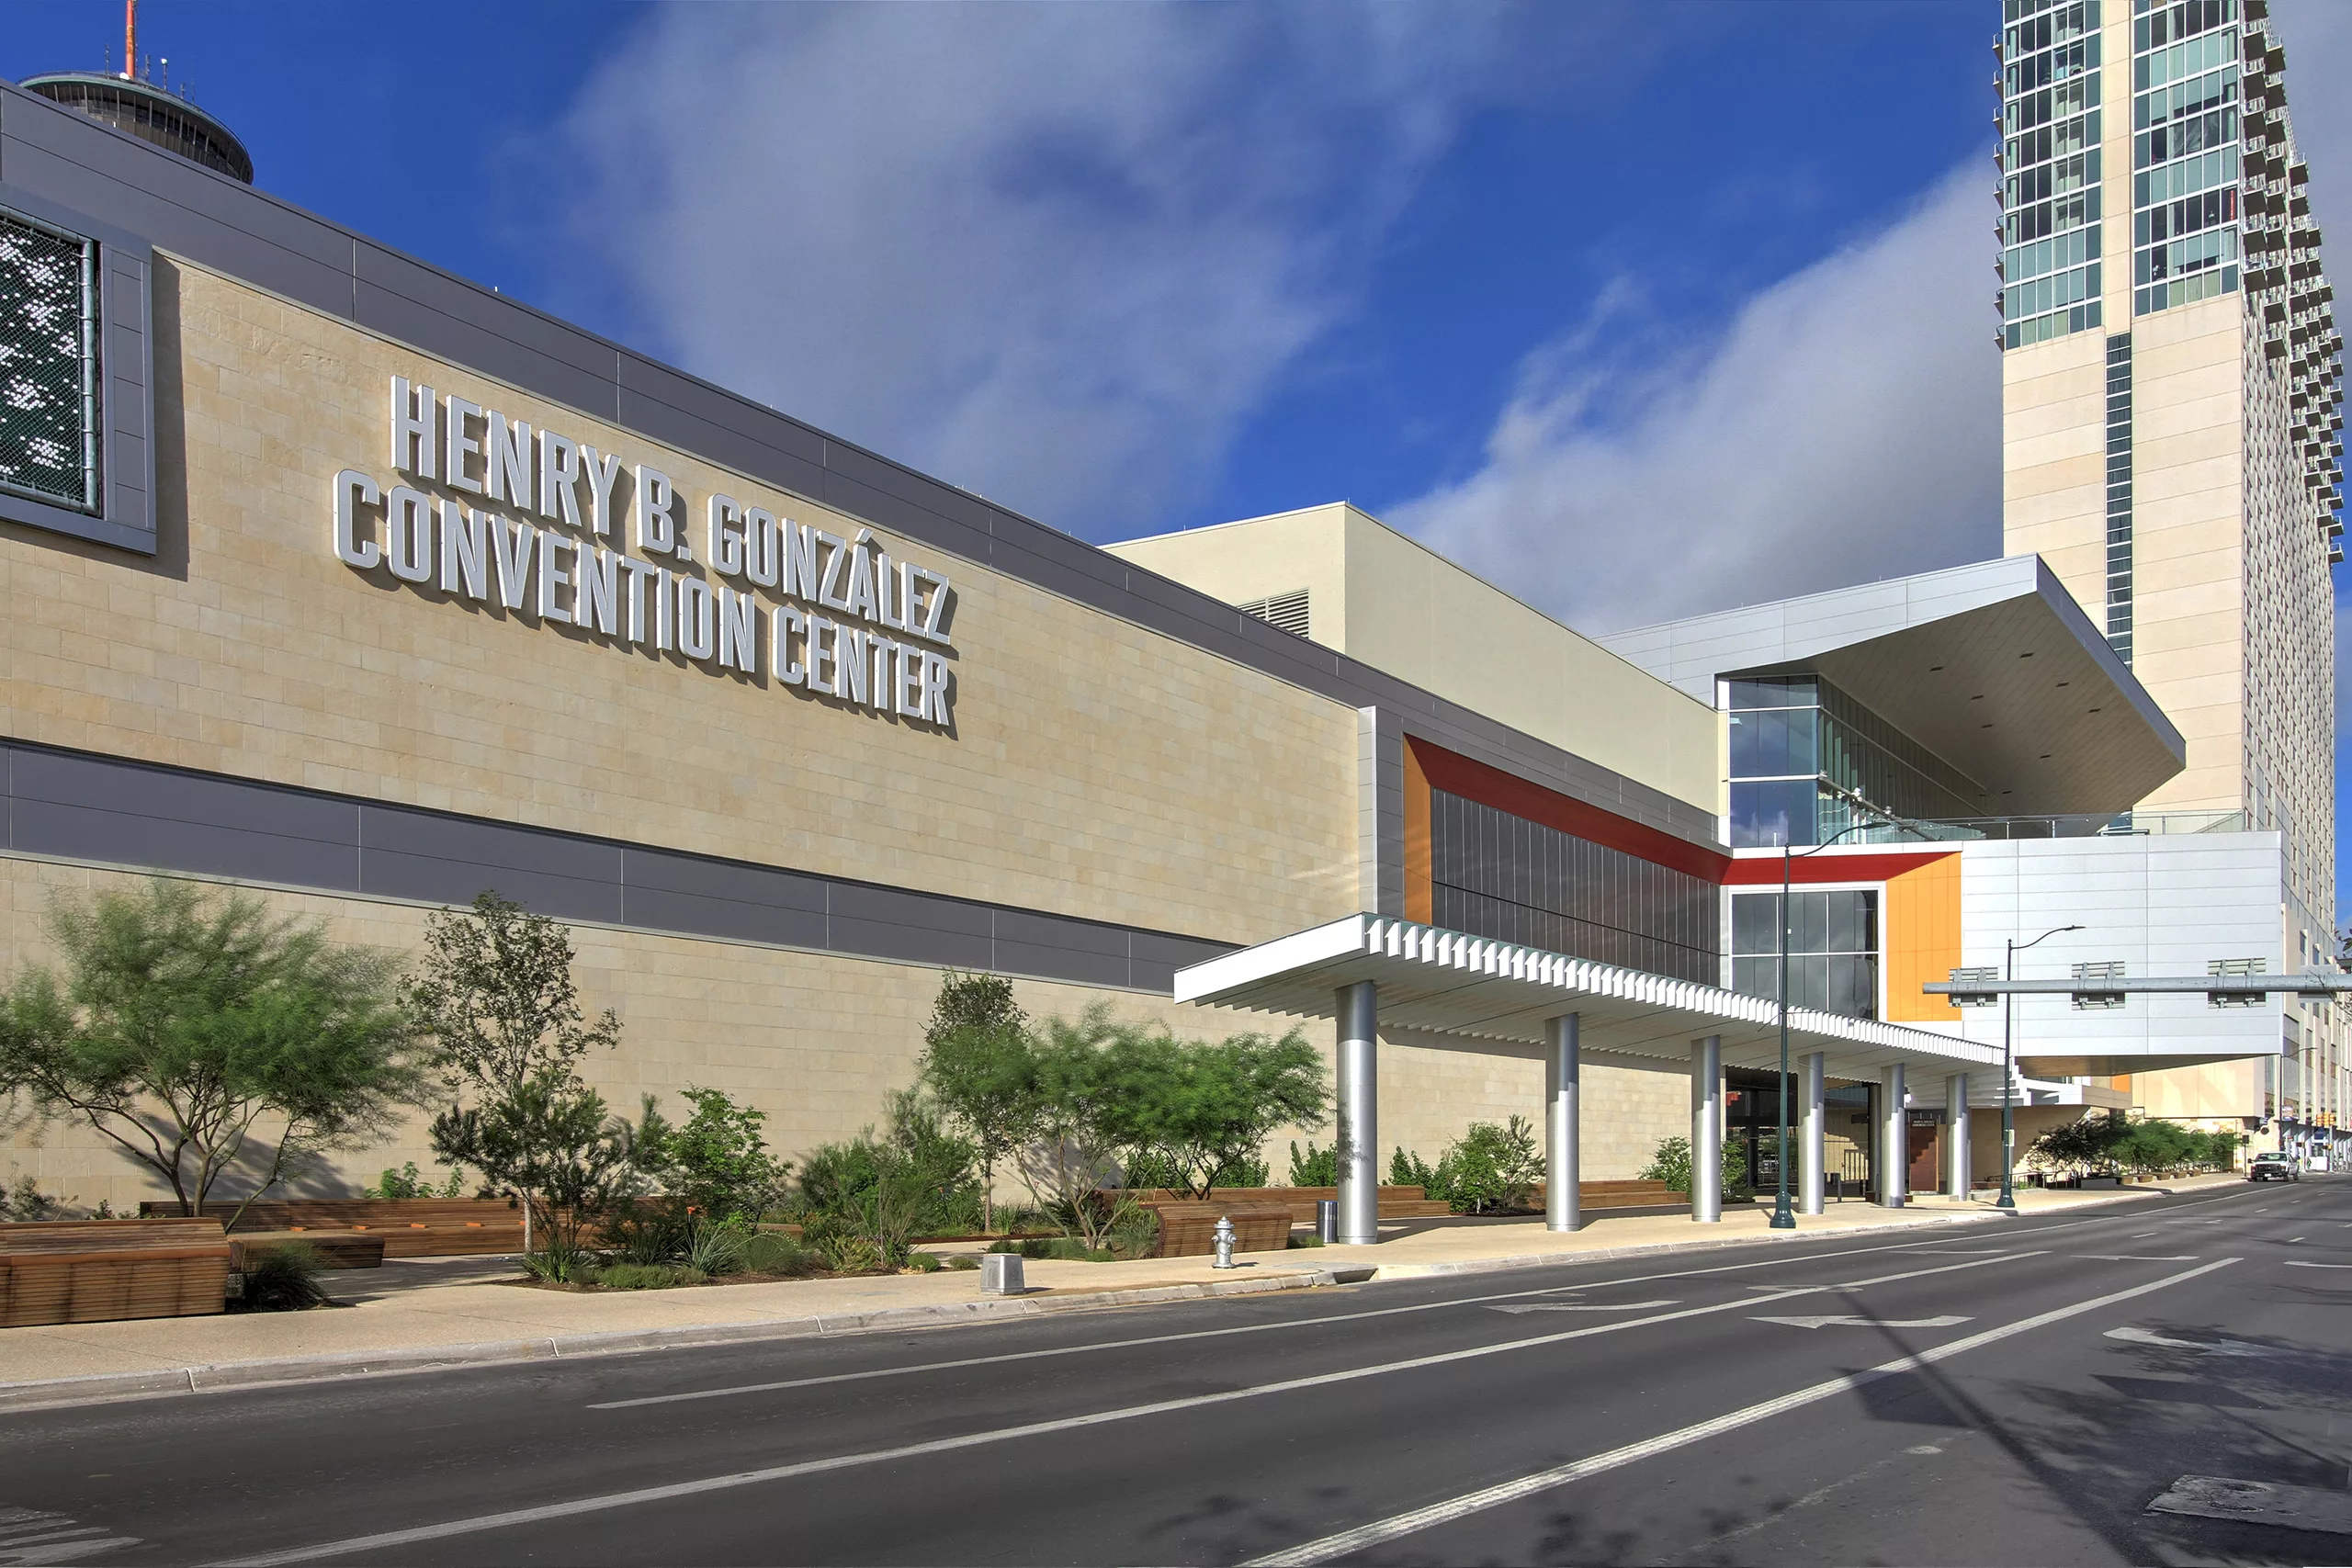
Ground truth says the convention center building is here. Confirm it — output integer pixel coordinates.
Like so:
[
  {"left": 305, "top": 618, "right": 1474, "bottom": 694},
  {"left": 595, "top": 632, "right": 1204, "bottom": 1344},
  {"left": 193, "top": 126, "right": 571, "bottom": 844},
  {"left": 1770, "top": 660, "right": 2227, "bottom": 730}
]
[{"left": 0, "top": 70, "right": 2334, "bottom": 1226}]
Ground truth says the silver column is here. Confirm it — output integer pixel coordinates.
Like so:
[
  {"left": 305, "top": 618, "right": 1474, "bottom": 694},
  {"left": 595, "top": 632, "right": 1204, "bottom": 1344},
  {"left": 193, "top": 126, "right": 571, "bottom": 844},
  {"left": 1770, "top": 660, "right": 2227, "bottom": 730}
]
[
  {"left": 1880, "top": 1062, "right": 1908, "bottom": 1208},
  {"left": 1336, "top": 980, "right": 1380, "bottom": 1246},
  {"left": 1690, "top": 1035, "right": 1724, "bottom": 1224},
  {"left": 1946, "top": 1072, "right": 1971, "bottom": 1199},
  {"left": 1800, "top": 1050, "right": 1827, "bottom": 1215},
  {"left": 1545, "top": 1013, "right": 1581, "bottom": 1233}
]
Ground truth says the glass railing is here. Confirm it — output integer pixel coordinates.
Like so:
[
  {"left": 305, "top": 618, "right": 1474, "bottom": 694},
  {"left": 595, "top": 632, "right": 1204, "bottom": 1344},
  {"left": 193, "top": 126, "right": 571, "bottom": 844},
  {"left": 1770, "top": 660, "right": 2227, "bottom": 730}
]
[{"left": 1840, "top": 807, "right": 2252, "bottom": 842}]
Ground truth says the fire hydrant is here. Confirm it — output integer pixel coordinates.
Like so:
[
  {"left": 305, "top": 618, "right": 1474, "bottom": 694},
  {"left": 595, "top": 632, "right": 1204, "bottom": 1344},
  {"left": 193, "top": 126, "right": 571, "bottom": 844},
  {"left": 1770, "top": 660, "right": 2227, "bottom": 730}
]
[{"left": 1212, "top": 1214, "right": 1237, "bottom": 1269}]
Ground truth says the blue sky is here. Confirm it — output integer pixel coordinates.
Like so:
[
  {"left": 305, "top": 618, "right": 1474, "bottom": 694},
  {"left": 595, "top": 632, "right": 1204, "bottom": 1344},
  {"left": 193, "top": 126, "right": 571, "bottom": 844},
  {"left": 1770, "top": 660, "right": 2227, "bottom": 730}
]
[{"left": 6, "top": 1, "right": 2349, "bottom": 913}]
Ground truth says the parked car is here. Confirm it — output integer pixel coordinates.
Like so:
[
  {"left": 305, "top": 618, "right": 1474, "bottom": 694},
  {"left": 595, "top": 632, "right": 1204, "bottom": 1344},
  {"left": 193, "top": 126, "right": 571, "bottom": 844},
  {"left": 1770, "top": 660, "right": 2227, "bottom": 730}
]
[{"left": 2247, "top": 1153, "right": 2301, "bottom": 1182}]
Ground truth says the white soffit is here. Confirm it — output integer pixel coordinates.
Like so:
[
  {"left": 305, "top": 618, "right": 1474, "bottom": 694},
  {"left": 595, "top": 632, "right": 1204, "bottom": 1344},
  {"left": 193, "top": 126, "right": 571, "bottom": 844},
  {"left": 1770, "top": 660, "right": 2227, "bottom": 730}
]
[
  {"left": 1598, "top": 557, "right": 2185, "bottom": 816},
  {"left": 1174, "top": 915, "right": 2002, "bottom": 1081}
]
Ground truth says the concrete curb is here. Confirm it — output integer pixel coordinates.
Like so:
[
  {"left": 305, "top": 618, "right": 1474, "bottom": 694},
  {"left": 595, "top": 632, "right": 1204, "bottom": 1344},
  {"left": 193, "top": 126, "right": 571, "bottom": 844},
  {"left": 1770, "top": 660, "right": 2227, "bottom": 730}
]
[{"left": 0, "top": 1179, "right": 2233, "bottom": 1415}]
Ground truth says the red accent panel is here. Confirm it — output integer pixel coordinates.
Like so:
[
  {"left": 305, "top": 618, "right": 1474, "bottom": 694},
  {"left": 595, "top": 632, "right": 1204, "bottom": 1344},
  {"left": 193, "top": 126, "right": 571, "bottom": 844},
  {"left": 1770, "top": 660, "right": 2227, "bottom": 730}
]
[
  {"left": 1408, "top": 738, "right": 1732, "bottom": 884},
  {"left": 1724, "top": 851, "right": 1958, "bottom": 886}
]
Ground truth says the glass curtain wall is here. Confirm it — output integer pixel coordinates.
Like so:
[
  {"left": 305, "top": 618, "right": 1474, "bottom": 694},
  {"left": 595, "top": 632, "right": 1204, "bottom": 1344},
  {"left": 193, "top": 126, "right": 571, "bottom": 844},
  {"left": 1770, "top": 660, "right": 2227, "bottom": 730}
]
[
  {"left": 1729, "top": 889, "right": 1881, "bottom": 1020},
  {"left": 2002, "top": 0, "right": 2106, "bottom": 348},
  {"left": 2132, "top": 0, "right": 2240, "bottom": 316},
  {"left": 1726, "top": 675, "right": 1988, "bottom": 846},
  {"left": 1428, "top": 789, "right": 1718, "bottom": 983}
]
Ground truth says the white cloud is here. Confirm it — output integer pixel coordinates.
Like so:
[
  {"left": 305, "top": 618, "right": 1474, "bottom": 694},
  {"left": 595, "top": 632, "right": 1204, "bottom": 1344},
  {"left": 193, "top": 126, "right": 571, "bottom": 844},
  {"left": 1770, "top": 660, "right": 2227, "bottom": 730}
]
[
  {"left": 1388, "top": 164, "right": 2003, "bottom": 635},
  {"left": 552, "top": 4, "right": 1557, "bottom": 537}
]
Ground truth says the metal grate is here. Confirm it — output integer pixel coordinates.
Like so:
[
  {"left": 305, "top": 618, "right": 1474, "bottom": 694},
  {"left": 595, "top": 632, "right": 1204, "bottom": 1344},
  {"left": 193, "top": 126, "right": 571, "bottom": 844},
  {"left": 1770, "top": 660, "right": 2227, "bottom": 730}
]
[
  {"left": 1236, "top": 588, "right": 1310, "bottom": 638},
  {"left": 0, "top": 208, "right": 101, "bottom": 514}
]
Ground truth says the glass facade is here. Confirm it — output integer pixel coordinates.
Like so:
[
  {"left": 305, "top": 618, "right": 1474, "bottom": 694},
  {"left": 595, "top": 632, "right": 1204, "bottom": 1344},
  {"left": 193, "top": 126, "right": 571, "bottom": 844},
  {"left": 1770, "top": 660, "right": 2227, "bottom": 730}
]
[
  {"left": 1428, "top": 789, "right": 1717, "bottom": 983},
  {"left": 1726, "top": 675, "right": 1988, "bottom": 847},
  {"left": 2105, "top": 333, "right": 2134, "bottom": 659},
  {"left": 2132, "top": 0, "right": 2240, "bottom": 316},
  {"left": 2002, "top": 0, "right": 2105, "bottom": 348},
  {"left": 1730, "top": 889, "right": 1881, "bottom": 1020}
]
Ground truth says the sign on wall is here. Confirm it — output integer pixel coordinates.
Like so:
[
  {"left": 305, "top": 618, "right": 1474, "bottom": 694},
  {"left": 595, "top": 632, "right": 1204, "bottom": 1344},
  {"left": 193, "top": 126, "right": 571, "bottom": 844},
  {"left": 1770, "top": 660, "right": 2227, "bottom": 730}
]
[{"left": 332, "top": 376, "right": 957, "bottom": 728}]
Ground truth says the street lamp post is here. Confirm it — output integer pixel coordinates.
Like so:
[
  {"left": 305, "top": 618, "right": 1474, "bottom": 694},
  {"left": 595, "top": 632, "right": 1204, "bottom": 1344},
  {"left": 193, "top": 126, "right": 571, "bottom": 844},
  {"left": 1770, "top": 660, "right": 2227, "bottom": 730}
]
[
  {"left": 1996, "top": 922, "right": 2085, "bottom": 1212},
  {"left": 1771, "top": 812, "right": 1926, "bottom": 1230}
]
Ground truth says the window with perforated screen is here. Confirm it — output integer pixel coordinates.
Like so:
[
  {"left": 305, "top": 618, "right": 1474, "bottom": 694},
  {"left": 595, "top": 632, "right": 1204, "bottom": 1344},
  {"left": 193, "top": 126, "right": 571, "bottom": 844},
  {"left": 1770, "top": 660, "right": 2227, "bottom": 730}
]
[{"left": 0, "top": 208, "right": 101, "bottom": 516}]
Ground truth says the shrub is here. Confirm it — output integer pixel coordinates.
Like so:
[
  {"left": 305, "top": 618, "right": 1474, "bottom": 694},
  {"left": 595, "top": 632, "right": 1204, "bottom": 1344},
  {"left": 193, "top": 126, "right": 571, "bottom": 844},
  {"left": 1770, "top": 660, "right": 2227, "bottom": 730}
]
[
  {"left": 685, "top": 1217, "right": 752, "bottom": 1277},
  {"left": 944, "top": 1253, "right": 979, "bottom": 1270},
  {"left": 1637, "top": 1134, "right": 1748, "bottom": 1198},
  {"left": 906, "top": 1251, "right": 943, "bottom": 1273},
  {"left": 2, "top": 1170, "right": 70, "bottom": 1222},
  {"left": 1445, "top": 1117, "right": 1546, "bottom": 1213},
  {"left": 639, "top": 1087, "right": 790, "bottom": 1224},
  {"left": 1289, "top": 1140, "right": 1338, "bottom": 1187},
  {"left": 363, "top": 1161, "right": 466, "bottom": 1200},
  {"left": 594, "top": 1262, "right": 706, "bottom": 1291},
  {"left": 237, "top": 1243, "right": 329, "bottom": 1311},
  {"left": 520, "top": 1237, "right": 599, "bottom": 1284},
  {"left": 1389, "top": 1146, "right": 1445, "bottom": 1197},
  {"left": 1118, "top": 1148, "right": 1189, "bottom": 1191},
  {"left": 919, "top": 971, "right": 1036, "bottom": 1235},
  {"left": 741, "top": 1229, "right": 819, "bottom": 1278}
]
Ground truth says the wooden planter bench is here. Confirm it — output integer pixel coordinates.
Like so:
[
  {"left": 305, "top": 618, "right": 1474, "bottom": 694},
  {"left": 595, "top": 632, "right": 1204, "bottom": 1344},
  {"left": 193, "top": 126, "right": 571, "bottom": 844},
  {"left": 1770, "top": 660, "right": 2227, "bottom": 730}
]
[
  {"left": 140, "top": 1199, "right": 525, "bottom": 1257},
  {"left": 227, "top": 1230, "right": 387, "bottom": 1270},
  {"left": 1142, "top": 1201, "right": 1296, "bottom": 1258},
  {"left": 0, "top": 1218, "right": 231, "bottom": 1327},
  {"left": 1535, "top": 1179, "right": 1682, "bottom": 1211},
  {"left": 1112, "top": 1186, "right": 1454, "bottom": 1222}
]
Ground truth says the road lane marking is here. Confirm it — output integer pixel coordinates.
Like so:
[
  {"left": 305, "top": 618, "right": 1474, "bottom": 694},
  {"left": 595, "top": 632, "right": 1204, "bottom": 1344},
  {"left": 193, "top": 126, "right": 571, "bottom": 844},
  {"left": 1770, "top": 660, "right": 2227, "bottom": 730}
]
[
  {"left": 0, "top": 1507, "right": 142, "bottom": 1565},
  {"left": 1489, "top": 1301, "right": 1679, "bottom": 1314},
  {"left": 210, "top": 1253, "right": 2043, "bottom": 1565},
  {"left": 2105, "top": 1325, "right": 2278, "bottom": 1356},
  {"left": 587, "top": 1184, "right": 2269, "bottom": 1412},
  {"left": 2131, "top": 1231, "right": 2157, "bottom": 1238},
  {"left": 2286, "top": 1236, "right": 2307, "bottom": 1244},
  {"left": 1243, "top": 1258, "right": 2240, "bottom": 1567},
  {"left": 2284, "top": 1260, "right": 2352, "bottom": 1269},
  {"left": 1750, "top": 1314, "right": 1972, "bottom": 1329},
  {"left": 2074, "top": 1255, "right": 2199, "bottom": 1262}
]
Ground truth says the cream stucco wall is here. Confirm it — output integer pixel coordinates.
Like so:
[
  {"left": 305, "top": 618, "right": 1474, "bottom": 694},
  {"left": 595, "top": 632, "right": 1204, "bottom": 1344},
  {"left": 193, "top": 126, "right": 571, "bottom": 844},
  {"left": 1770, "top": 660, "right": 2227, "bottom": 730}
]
[{"left": 1107, "top": 503, "right": 1723, "bottom": 818}]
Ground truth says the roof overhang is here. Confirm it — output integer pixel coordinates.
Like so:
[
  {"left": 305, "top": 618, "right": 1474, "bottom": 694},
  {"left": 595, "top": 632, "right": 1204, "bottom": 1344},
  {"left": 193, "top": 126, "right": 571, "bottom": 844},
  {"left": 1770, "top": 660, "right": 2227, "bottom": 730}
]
[
  {"left": 1599, "top": 557, "right": 2186, "bottom": 817},
  {"left": 1174, "top": 915, "right": 2001, "bottom": 1082}
]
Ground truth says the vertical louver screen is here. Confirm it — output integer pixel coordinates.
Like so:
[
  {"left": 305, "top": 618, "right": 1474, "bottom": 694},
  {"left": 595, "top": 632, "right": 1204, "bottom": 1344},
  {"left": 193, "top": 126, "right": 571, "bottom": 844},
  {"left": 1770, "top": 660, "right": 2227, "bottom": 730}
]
[{"left": 1237, "top": 589, "right": 1310, "bottom": 637}]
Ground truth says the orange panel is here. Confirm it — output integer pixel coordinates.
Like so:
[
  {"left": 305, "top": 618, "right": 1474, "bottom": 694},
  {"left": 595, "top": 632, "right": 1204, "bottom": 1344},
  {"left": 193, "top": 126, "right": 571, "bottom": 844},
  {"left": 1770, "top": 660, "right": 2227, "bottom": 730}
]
[
  {"left": 1883, "top": 854, "right": 1964, "bottom": 1022},
  {"left": 1404, "top": 739, "right": 1432, "bottom": 923}
]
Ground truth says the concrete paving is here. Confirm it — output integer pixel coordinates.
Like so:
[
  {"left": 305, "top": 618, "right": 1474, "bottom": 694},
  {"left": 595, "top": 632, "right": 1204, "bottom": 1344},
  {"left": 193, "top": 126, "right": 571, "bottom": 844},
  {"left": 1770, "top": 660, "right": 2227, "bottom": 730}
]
[{"left": 0, "top": 1174, "right": 2240, "bottom": 1408}]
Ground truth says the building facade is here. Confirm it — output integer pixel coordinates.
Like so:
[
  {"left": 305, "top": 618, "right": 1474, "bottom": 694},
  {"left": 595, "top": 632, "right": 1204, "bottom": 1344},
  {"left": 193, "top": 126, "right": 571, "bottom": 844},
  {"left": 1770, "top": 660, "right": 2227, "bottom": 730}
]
[{"left": 1997, "top": 0, "right": 2343, "bottom": 1143}]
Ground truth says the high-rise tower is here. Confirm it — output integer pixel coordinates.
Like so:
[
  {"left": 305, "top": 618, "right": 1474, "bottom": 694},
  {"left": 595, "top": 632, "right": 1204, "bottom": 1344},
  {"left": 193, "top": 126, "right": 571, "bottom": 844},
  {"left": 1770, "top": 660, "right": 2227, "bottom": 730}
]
[{"left": 1998, "top": 0, "right": 2343, "bottom": 1137}]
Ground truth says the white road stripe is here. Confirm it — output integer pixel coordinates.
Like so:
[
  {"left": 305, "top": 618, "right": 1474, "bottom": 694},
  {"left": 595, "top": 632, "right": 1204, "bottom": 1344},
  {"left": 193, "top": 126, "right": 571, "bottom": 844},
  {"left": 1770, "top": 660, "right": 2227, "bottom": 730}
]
[
  {"left": 1750, "top": 1314, "right": 1971, "bottom": 1330},
  {"left": 590, "top": 1222, "right": 2140, "bottom": 1412},
  {"left": 2075, "top": 1255, "right": 2199, "bottom": 1262},
  {"left": 2105, "top": 1325, "right": 2278, "bottom": 1357},
  {"left": 1242, "top": 1258, "right": 2239, "bottom": 1567},
  {"left": 2285, "top": 1260, "right": 2352, "bottom": 1269},
  {"left": 209, "top": 1253, "right": 2041, "bottom": 1566},
  {"left": 1489, "top": 1301, "right": 1679, "bottom": 1314}
]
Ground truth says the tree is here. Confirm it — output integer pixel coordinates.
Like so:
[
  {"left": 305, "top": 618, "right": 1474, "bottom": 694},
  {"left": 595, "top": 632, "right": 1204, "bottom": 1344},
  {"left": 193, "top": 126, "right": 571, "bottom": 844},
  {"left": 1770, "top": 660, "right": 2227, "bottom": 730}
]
[
  {"left": 433, "top": 1082, "right": 661, "bottom": 1277},
  {"left": 404, "top": 892, "right": 622, "bottom": 1252},
  {"left": 640, "top": 1086, "right": 791, "bottom": 1224},
  {"left": 1129, "top": 1031, "right": 1327, "bottom": 1198},
  {"left": 0, "top": 879, "right": 424, "bottom": 1226},
  {"left": 917, "top": 971, "right": 1035, "bottom": 1232},
  {"left": 1018, "top": 1004, "right": 1148, "bottom": 1250}
]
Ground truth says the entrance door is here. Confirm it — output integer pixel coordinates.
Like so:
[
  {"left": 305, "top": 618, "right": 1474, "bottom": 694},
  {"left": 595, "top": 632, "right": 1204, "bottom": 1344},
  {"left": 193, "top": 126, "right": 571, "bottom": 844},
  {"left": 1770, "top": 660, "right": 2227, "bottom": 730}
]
[{"left": 1908, "top": 1123, "right": 1941, "bottom": 1193}]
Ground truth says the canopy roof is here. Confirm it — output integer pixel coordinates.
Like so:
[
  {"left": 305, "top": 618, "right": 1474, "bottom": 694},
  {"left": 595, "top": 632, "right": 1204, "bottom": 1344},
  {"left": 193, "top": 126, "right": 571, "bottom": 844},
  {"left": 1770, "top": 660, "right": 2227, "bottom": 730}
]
[
  {"left": 1175, "top": 915, "right": 2001, "bottom": 1081},
  {"left": 1599, "top": 556, "right": 2185, "bottom": 817}
]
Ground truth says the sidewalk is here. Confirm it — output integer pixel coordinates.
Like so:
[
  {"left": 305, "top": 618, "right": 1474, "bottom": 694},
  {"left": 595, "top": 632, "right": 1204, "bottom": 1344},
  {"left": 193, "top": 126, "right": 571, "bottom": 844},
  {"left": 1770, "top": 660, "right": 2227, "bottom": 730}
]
[{"left": 0, "top": 1174, "right": 2244, "bottom": 1412}]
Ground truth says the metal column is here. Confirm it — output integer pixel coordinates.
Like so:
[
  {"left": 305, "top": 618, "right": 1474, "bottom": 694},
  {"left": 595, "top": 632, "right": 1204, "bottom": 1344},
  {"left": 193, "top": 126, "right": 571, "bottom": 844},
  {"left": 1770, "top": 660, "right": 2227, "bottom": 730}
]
[
  {"left": 1690, "top": 1035, "right": 1723, "bottom": 1224},
  {"left": 1880, "top": 1062, "right": 1908, "bottom": 1208},
  {"left": 1945, "top": 1072, "right": 1971, "bottom": 1199},
  {"left": 1800, "top": 1050, "right": 1826, "bottom": 1215},
  {"left": 1545, "top": 1013, "right": 1581, "bottom": 1233},
  {"left": 1335, "top": 980, "right": 1380, "bottom": 1246}
]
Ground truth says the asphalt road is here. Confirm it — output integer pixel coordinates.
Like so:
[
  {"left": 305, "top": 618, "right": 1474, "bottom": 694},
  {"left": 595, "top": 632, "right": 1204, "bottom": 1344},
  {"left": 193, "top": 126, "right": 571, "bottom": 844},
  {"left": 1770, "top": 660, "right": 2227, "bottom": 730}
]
[{"left": 5, "top": 1179, "right": 2350, "bottom": 1566}]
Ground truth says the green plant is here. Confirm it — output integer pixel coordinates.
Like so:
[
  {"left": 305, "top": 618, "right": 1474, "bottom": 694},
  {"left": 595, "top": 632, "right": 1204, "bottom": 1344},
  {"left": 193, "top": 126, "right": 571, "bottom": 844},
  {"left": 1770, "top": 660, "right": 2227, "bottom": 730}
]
[
  {"left": 1118, "top": 1147, "right": 1188, "bottom": 1191},
  {"left": 3, "top": 1169, "right": 70, "bottom": 1222},
  {"left": 1638, "top": 1135, "right": 1693, "bottom": 1193},
  {"left": 602, "top": 1199, "right": 695, "bottom": 1266},
  {"left": 1287, "top": 1232, "right": 1326, "bottom": 1248},
  {"left": 906, "top": 1251, "right": 943, "bottom": 1273},
  {"left": 1289, "top": 1140, "right": 1338, "bottom": 1186},
  {"left": 918, "top": 971, "right": 1037, "bottom": 1234},
  {"left": 685, "top": 1216, "right": 752, "bottom": 1277},
  {"left": 405, "top": 891, "right": 623, "bottom": 1251},
  {"left": 593, "top": 1261, "right": 707, "bottom": 1290},
  {"left": 237, "top": 1243, "right": 329, "bottom": 1311},
  {"left": 435, "top": 1082, "right": 662, "bottom": 1262},
  {"left": 1442, "top": 1116, "right": 1546, "bottom": 1213},
  {"left": 0, "top": 879, "right": 427, "bottom": 1226},
  {"left": 944, "top": 1253, "right": 979, "bottom": 1270},
  {"left": 363, "top": 1160, "right": 466, "bottom": 1201},
  {"left": 520, "top": 1236, "right": 600, "bottom": 1283},
  {"left": 1389, "top": 1145, "right": 1445, "bottom": 1197},
  {"left": 1104, "top": 1026, "right": 1327, "bottom": 1200},
  {"left": 640, "top": 1087, "right": 790, "bottom": 1224},
  {"left": 741, "top": 1229, "right": 819, "bottom": 1277}
]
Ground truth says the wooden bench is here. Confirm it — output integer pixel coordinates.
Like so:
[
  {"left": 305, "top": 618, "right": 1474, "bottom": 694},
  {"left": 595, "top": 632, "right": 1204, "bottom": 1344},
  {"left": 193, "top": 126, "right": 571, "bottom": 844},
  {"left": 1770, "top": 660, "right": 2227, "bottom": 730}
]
[
  {"left": 227, "top": 1230, "right": 387, "bottom": 1271},
  {"left": 1141, "top": 1201, "right": 1296, "bottom": 1258},
  {"left": 1532, "top": 1179, "right": 1683, "bottom": 1211},
  {"left": 140, "top": 1199, "right": 525, "bottom": 1257},
  {"left": 0, "top": 1218, "right": 231, "bottom": 1327},
  {"left": 1114, "top": 1186, "right": 1454, "bottom": 1222}
]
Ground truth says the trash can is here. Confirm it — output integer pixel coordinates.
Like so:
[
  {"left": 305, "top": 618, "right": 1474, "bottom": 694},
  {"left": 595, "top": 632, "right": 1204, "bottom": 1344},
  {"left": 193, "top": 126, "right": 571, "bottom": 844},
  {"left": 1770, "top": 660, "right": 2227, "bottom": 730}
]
[
  {"left": 980, "top": 1253, "right": 1025, "bottom": 1295},
  {"left": 1316, "top": 1199, "right": 1339, "bottom": 1245}
]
